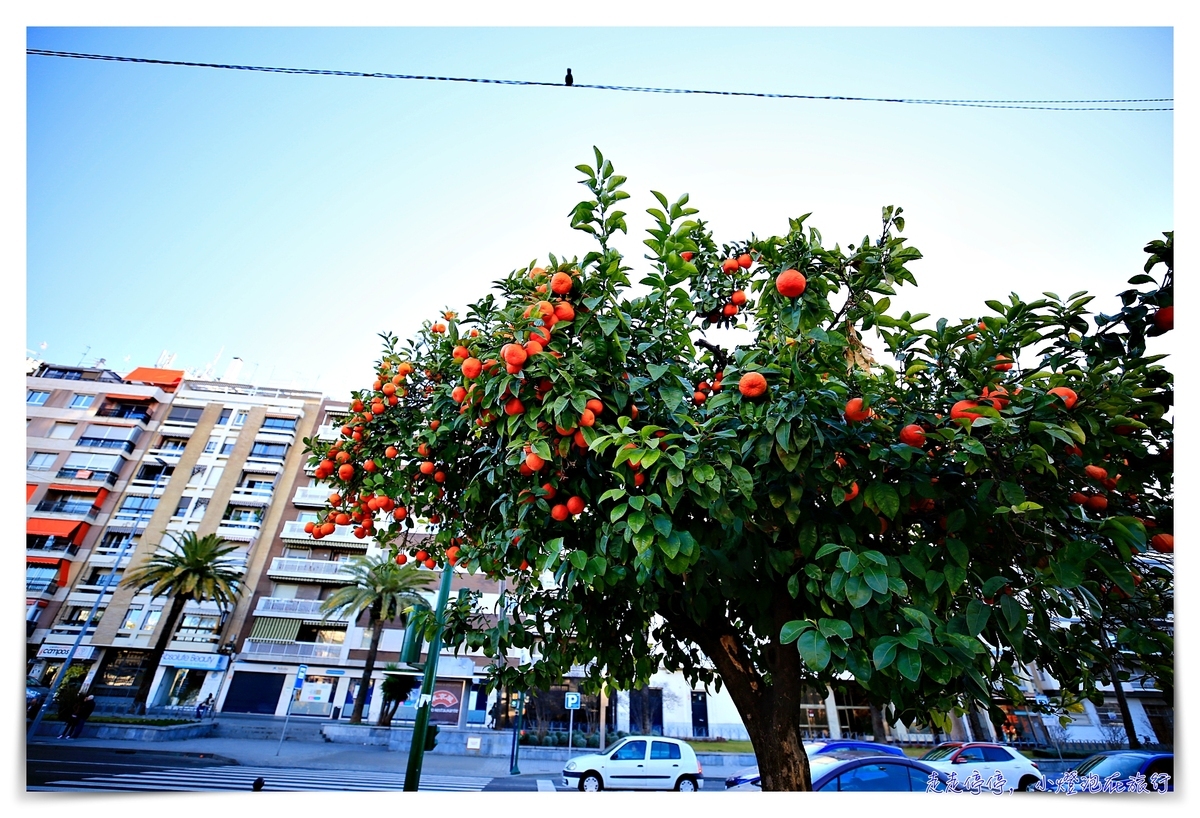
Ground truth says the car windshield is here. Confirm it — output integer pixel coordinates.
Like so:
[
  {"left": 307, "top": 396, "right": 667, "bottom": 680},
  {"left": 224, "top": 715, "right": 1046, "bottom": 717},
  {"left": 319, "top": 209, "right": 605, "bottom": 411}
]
[
  {"left": 920, "top": 747, "right": 958, "bottom": 761},
  {"left": 604, "top": 738, "right": 629, "bottom": 757},
  {"left": 805, "top": 742, "right": 828, "bottom": 752},
  {"left": 1074, "top": 754, "right": 1149, "bottom": 779}
]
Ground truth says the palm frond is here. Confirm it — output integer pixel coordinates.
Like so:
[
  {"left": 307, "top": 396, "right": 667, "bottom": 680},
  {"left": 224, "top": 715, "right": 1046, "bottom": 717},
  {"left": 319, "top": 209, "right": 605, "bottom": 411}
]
[
  {"left": 319, "top": 554, "right": 435, "bottom": 624},
  {"left": 121, "top": 530, "right": 245, "bottom": 608}
]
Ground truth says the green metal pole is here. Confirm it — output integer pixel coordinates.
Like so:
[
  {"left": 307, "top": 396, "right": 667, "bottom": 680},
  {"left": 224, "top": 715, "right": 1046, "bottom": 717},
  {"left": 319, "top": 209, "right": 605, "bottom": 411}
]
[
  {"left": 403, "top": 566, "right": 454, "bottom": 792},
  {"left": 510, "top": 689, "right": 526, "bottom": 775}
]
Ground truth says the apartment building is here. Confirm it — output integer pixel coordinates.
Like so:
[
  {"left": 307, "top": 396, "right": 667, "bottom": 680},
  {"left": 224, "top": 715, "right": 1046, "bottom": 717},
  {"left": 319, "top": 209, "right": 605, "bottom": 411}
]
[{"left": 26, "top": 363, "right": 181, "bottom": 669}]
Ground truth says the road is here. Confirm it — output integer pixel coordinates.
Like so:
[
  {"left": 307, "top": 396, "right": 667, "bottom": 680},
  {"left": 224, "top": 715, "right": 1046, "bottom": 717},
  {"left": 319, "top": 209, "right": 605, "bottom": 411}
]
[{"left": 26, "top": 744, "right": 721, "bottom": 793}]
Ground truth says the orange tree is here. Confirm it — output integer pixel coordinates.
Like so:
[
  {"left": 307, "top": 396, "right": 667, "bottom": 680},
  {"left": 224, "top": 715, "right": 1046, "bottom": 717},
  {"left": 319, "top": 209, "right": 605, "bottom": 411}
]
[{"left": 303, "top": 151, "right": 1172, "bottom": 790}]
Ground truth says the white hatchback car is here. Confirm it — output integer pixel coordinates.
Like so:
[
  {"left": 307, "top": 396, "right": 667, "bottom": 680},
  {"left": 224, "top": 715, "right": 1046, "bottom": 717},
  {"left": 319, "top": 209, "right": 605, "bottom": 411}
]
[
  {"left": 919, "top": 742, "right": 1044, "bottom": 792},
  {"left": 562, "top": 736, "right": 704, "bottom": 791}
]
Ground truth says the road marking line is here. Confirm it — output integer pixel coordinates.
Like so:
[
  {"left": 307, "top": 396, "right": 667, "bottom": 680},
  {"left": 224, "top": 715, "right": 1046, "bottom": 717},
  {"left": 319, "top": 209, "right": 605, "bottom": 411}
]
[{"left": 537, "top": 779, "right": 557, "bottom": 792}]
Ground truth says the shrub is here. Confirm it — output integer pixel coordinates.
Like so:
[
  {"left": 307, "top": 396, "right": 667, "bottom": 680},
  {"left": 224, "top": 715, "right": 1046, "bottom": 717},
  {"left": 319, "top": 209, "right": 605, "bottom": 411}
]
[{"left": 586, "top": 733, "right": 600, "bottom": 748}]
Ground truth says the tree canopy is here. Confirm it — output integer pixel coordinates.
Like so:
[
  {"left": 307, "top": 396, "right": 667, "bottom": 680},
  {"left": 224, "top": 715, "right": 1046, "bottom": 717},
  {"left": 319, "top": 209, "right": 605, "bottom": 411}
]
[{"left": 303, "top": 150, "right": 1172, "bottom": 789}]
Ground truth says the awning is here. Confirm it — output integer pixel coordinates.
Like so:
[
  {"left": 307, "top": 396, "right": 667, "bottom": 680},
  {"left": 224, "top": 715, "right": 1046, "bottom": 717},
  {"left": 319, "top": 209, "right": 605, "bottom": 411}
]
[
  {"left": 122, "top": 367, "right": 185, "bottom": 388},
  {"left": 27, "top": 556, "right": 71, "bottom": 585},
  {"left": 26, "top": 484, "right": 36, "bottom": 502},
  {"left": 70, "top": 522, "right": 92, "bottom": 546},
  {"left": 50, "top": 483, "right": 101, "bottom": 493},
  {"left": 301, "top": 620, "right": 346, "bottom": 628},
  {"left": 250, "top": 616, "right": 301, "bottom": 642},
  {"left": 27, "top": 556, "right": 64, "bottom": 566},
  {"left": 27, "top": 518, "right": 82, "bottom": 538},
  {"left": 103, "top": 393, "right": 154, "bottom": 402}
]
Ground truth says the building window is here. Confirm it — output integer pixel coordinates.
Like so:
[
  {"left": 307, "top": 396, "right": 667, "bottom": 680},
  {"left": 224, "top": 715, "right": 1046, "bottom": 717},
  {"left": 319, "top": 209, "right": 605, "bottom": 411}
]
[
  {"left": 63, "top": 451, "right": 121, "bottom": 475},
  {"left": 220, "top": 441, "right": 236, "bottom": 456},
  {"left": 167, "top": 405, "right": 205, "bottom": 424},
  {"left": 141, "top": 608, "right": 162, "bottom": 631},
  {"left": 232, "top": 411, "right": 249, "bottom": 427},
  {"left": 136, "top": 462, "right": 173, "bottom": 482},
  {"left": 42, "top": 368, "right": 83, "bottom": 380},
  {"left": 49, "top": 422, "right": 76, "bottom": 439},
  {"left": 204, "top": 436, "right": 219, "bottom": 453},
  {"left": 250, "top": 442, "right": 287, "bottom": 459},
  {"left": 223, "top": 506, "right": 263, "bottom": 524},
  {"left": 26, "top": 565, "right": 60, "bottom": 593},
  {"left": 28, "top": 452, "right": 56, "bottom": 470},
  {"left": 118, "top": 495, "right": 160, "bottom": 514},
  {"left": 60, "top": 606, "right": 105, "bottom": 628},
  {"left": 27, "top": 390, "right": 51, "bottom": 405},
  {"left": 218, "top": 408, "right": 233, "bottom": 425},
  {"left": 121, "top": 605, "right": 144, "bottom": 630},
  {"left": 69, "top": 393, "right": 96, "bottom": 409},
  {"left": 262, "top": 416, "right": 298, "bottom": 431},
  {"left": 78, "top": 423, "right": 141, "bottom": 451},
  {"left": 157, "top": 437, "right": 187, "bottom": 453},
  {"left": 174, "top": 497, "right": 193, "bottom": 518}
]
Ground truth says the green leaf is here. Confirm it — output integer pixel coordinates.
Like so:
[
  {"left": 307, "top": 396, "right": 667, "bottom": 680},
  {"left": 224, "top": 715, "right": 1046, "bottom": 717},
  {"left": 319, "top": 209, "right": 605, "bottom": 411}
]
[
  {"left": 569, "top": 550, "right": 588, "bottom": 570},
  {"left": 872, "top": 640, "right": 898, "bottom": 670},
  {"left": 780, "top": 619, "right": 812, "bottom": 644},
  {"left": 946, "top": 539, "right": 970, "bottom": 568},
  {"left": 815, "top": 542, "right": 843, "bottom": 559},
  {"left": 925, "top": 571, "right": 945, "bottom": 593},
  {"left": 873, "top": 484, "right": 900, "bottom": 518},
  {"left": 944, "top": 564, "right": 967, "bottom": 593},
  {"left": 1000, "top": 594, "right": 1024, "bottom": 630},
  {"left": 863, "top": 565, "right": 889, "bottom": 594},
  {"left": 730, "top": 465, "right": 755, "bottom": 498},
  {"left": 652, "top": 515, "right": 673, "bottom": 537},
  {"left": 627, "top": 509, "right": 647, "bottom": 533},
  {"left": 787, "top": 572, "right": 801, "bottom": 599},
  {"left": 647, "top": 363, "right": 671, "bottom": 381},
  {"left": 966, "top": 599, "right": 991, "bottom": 635},
  {"left": 999, "top": 481, "right": 1026, "bottom": 506},
  {"left": 846, "top": 575, "right": 873, "bottom": 608},
  {"left": 818, "top": 618, "right": 853, "bottom": 641},
  {"left": 838, "top": 551, "right": 859, "bottom": 573},
  {"left": 610, "top": 503, "right": 628, "bottom": 523},
  {"left": 796, "top": 630, "right": 832, "bottom": 671},
  {"left": 896, "top": 649, "right": 922, "bottom": 682}
]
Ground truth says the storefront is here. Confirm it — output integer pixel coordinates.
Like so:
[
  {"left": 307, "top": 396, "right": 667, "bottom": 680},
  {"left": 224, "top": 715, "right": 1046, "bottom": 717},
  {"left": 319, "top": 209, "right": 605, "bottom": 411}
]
[{"left": 155, "top": 651, "right": 230, "bottom": 708}]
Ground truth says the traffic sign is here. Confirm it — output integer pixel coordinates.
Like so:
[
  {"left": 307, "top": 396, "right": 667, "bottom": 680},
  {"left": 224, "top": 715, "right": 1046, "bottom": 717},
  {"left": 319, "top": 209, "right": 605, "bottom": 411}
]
[
  {"left": 565, "top": 692, "right": 581, "bottom": 710},
  {"left": 295, "top": 665, "right": 308, "bottom": 690}
]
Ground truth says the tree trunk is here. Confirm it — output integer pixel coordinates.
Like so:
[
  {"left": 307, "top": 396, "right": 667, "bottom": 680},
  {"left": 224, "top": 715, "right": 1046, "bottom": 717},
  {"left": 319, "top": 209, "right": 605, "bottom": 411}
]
[
  {"left": 1107, "top": 655, "right": 1142, "bottom": 749},
  {"left": 352, "top": 609, "right": 384, "bottom": 724},
  {"left": 869, "top": 703, "right": 889, "bottom": 743},
  {"left": 666, "top": 610, "right": 812, "bottom": 791},
  {"left": 131, "top": 594, "right": 190, "bottom": 713}
]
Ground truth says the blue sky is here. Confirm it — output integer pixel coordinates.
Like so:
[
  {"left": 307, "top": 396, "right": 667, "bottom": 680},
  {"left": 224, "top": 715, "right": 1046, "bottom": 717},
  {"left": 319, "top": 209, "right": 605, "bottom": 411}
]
[{"left": 23, "top": 25, "right": 1174, "bottom": 398}]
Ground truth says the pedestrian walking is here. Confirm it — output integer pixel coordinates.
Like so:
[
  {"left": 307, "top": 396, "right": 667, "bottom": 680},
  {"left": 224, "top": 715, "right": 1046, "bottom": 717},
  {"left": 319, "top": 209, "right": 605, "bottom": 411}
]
[
  {"left": 195, "top": 694, "right": 214, "bottom": 719},
  {"left": 68, "top": 694, "right": 96, "bottom": 738}
]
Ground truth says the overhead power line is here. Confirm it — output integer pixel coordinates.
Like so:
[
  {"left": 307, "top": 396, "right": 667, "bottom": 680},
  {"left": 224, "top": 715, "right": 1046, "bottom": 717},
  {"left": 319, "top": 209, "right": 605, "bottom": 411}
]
[{"left": 27, "top": 49, "right": 1173, "bottom": 112}]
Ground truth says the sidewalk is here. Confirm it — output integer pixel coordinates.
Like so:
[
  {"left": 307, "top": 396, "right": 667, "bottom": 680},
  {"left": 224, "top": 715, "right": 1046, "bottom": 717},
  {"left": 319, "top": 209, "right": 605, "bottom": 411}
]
[{"left": 26, "top": 731, "right": 565, "bottom": 778}]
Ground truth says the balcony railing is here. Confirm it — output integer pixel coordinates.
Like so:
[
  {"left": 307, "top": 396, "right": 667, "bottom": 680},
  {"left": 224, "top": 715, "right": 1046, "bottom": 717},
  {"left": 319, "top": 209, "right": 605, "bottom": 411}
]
[
  {"left": 28, "top": 541, "right": 80, "bottom": 557},
  {"left": 254, "top": 597, "right": 344, "bottom": 618},
  {"left": 95, "top": 406, "right": 152, "bottom": 422},
  {"left": 242, "top": 639, "right": 344, "bottom": 660},
  {"left": 229, "top": 487, "right": 274, "bottom": 506},
  {"left": 315, "top": 424, "right": 340, "bottom": 442},
  {"left": 26, "top": 579, "right": 60, "bottom": 594},
  {"left": 76, "top": 437, "right": 137, "bottom": 454},
  {"left": 54, "top": 468, "right": 119, "bottom": 486},
  {"left": 280, "top": 520, "right": 371, "bottom": 549},
  {"left": 35, "top": 500, "right": 100, "bottom": 518},
  {"left": 267, "top": 557, "right": 355, "bottom": 581},
  {"left": 172, "top": 628, "right": 221, "bottom": 644},
  {"left": 292, "top": 486, "right": 331, "bottom": 507}
]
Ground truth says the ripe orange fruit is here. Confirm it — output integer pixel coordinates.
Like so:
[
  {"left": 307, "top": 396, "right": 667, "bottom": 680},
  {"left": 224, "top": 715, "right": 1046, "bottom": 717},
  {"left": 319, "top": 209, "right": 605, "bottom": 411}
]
[
  {"left": 525, "top": 452, "right": 546, "bottom": 471},
  {"left": 420, "top": 461, "right": 436, "bottom": 475},
  {"left": 443, "top": 311, "right": 457, "bottom": 321},
  {"left": 721, "top": 258, "right": 739, "bottom": 274},
  {"left": 553, "top": 301, "right": 575, "bottom": 322},
  {"left": 980, "top": 385, "right": 1009, "bottom": 410},
  {"left": 694, "top": 391, "right": 707, "bottom": 404},
  {"left": 738, "top": 372, "right": 768, "bottom": 398},
  {"left": 452, "top": 345, "right": 470, "bottom": 360},
  {"left": 1069, "top": 491, "right": 1088, "bottom": 505},
  {"left": 461, "top": 357, "right": 483, "bottom": 379},
  {"left": 776, "top": 269, "right": 807, "bottom": 298},
  {"left": 551, "top": 503, "right": 570, "bottom": 521},
  {"left": 844, "top": 482, "right": 860, "bottom": 502},
  {"left": 844, "top": 398, "right": 873, "bottom": 423},
  {"left": 585, "top": 399, "right": 604, "bottom": 414},
  {"left": 573, "top": 429, "right": 588, "bottom": 448},
  {"left": 731, "top": 289, "right": 747, "bottom": 306},
  {"left": 680, "top": 251, "right": 694, "bottom": 262},
  {"left": 394, "top": 506, "right": 407, "bottom": 521},
  {"left": 431, "top": 323, "right": 446, "bottom": 334},
  {"left": 451, "top": 386, "right": 467, "bottom": 403},
  {"left": 1152, "top": 306, "right": 1173, "bottom": 332},
  {"left": 338, "top": 463, "right": 354, "bottom": 480},
  {"left": 430, "top": 420, "right": 440, "bottom": 430},
  {"left": 1150, "top": 533, "right": 1174, "bottom": 553},
  {"left": 501, "top": 343, "right": 528, "bottom": 368},
  {"left": 950, "top": 399, "right": 985, "bottom": 423},
  {"left": 433, "top": 470, "right": 446, "bottom": 483},
  {"left": 992, "top": 354, "right": 1013, "bottom": 371},
  {"left": 524, "top": 340, "right": 544, "bottom": 357},
  {"left": 723, "top": 303, "right": 738, "bottom": 317},
  {"left": 899, "top": 424, "right": 926, "bottom": 447},
  {"left": 1084, "top": 494, "right": 1108, "bottom": 513},
  {"left": 550, "top": 272, "right": 573, "bottom": 295},
  {"left": 579, "top": 408, "right": 596, "bottom": 427},
  {"left": 566, "top": 495, "right": 585, "bottom": 515},
  {"left": 737, "top": 253, "right": 753, "bottom": 269},
  {"left": 1048, "top": 387, "right": 1077, "bottom": 409},
  {"left": 1084, "top": 464, "right": 1108, "bottom": 481},
  {"left": 505, "top": 398, "right": 525, "bottom": 416}
]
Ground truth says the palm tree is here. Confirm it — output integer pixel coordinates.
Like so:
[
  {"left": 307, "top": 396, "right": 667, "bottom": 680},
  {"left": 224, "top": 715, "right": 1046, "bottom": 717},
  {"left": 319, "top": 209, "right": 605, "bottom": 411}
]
[
  {"left": 121, "top": 531, "right": 244, "bottom": 713},
  {"left": 320, "top": 554, "right": 434, "bottom": 724}
]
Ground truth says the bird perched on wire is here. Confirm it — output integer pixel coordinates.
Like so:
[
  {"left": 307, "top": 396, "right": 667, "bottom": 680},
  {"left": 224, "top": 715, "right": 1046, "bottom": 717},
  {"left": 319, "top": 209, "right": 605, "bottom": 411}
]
[
  {"left": 565, "top": 68, "right": 573, "bottom": 86},
  {"left": 252, "top": 777, "right": 265, "bottom": 791}
]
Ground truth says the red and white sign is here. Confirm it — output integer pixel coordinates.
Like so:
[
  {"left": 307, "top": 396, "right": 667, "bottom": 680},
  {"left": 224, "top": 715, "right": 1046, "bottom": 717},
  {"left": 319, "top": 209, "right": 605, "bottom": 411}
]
[
  {"left": 431, "top": 690, "right": 458, "bottom": 708},
  {"left": 430, "top": 680, "right": 464, "bottom": 724}
]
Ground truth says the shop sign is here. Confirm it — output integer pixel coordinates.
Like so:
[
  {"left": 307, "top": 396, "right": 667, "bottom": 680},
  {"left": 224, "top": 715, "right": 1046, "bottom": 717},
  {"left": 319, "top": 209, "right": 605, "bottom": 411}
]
[
  {"left": 162, "top": 651, "right": 229, "bottom": 670},
  {"left": 37, "top": 644, "right": 95, "bottom": 660}
]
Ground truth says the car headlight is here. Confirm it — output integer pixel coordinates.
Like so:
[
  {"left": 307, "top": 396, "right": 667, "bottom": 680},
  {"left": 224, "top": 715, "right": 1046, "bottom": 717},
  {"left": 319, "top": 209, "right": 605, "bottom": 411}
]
[{"left": 565, "top": 761, "right": 577, "bottom": 771}]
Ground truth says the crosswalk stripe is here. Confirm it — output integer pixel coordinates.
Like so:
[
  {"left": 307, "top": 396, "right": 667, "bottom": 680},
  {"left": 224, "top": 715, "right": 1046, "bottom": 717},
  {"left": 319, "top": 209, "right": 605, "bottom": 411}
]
[
  {"left": 536, "top": 779, "right": 558, "bottom": 791},
  {"left": 34, "top": 764, "right": 492, "bottom": 793}
]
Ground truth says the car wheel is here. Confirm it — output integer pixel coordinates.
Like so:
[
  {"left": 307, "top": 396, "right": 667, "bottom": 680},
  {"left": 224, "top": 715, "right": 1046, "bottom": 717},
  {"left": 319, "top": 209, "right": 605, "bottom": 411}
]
[
  {"left": 580, "top": 772, "right": 603, "bottom": 792},
  {"left": 675, "top": 776, "right": 698, "bottom": 792},
  {"left": 1019, "top": 776, "right": 1040, "bottom": 792}
]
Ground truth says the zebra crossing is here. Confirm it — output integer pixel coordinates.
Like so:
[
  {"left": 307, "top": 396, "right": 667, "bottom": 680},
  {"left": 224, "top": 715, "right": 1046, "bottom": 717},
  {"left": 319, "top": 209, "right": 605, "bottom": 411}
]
[{"left": 29, "top": 764, "right": 493, "bottom": 793}]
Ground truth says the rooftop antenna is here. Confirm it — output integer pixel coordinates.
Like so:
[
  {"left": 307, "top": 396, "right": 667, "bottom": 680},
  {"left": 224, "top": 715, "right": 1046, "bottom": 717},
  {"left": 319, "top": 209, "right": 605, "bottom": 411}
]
[{"left": 77, "top": 345, "right": 91, "bottom": 366}]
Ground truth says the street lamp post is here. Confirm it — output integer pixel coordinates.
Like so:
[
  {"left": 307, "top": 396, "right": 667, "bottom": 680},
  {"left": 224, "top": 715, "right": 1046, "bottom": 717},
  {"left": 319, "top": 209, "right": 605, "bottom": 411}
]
[{"left": 27, "top": 459, "right": 169, "bottom": 741}]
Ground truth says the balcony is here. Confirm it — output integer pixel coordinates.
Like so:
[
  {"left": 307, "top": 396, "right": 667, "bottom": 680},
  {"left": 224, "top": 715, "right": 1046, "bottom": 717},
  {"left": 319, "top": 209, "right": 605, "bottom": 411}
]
[
  {"left": 54, "top": 468, "right": 119, "bottom": 486},
  {"left": 292, "top": 486, "right": 331, "bottom": 507},
  {"left": 242, "top": 639, "right": 344, "bottom": 660},
  {"left": 242, "top": 459, "right": 283, "bottom": 475},
  {"left": 315, "top": 424, "right": 340, "bottom": 442},
  {"left": 216, "top": 520, "right": 261, "bottom": 542},
  {"left": 267, "top": 557, "right": 356, "bottom": 583},
  {"left": 95, "top": 405, "right": 152, "bottom": 422},
  {"left": 107, "top": 512, "right": 155, "bottom": 531},
  {"left": 171, "top": 628, "right": 221, "bottom": 644},
  {"left": 229, "top": 486, "right": 274, "bottom": 506},
  {"left": 35, "top": 500, "right": 100, "bottom": 519},
  {"left": 86, "top": 549, "right": 136, "bottom": 569},
  {"left": 28, "top": 540, "right": 80, "bottom": 557},
  {"left": 26, "top": 579, "right": 60, "bottom": 595},
  {"left": 157, "top": 424, "right": 194, "bottom": 439},
  {"left": 280, "top": 520, "right": 370, "bottom": 550},
  {"left": 254, "top": 597, "right": 349, "bottom": 622}
]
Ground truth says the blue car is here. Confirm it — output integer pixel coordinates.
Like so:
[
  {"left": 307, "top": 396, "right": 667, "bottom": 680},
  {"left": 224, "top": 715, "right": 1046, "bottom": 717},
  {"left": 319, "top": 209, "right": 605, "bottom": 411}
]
[
  {"left": 726, "top": 750, "right": 948, "bottom": 792},
  {"left": 1039, "top": 750, "right": 1173, "bottom": 793},
  {"left": 724, "top": 741, "right": 906, "bottom": 788}
]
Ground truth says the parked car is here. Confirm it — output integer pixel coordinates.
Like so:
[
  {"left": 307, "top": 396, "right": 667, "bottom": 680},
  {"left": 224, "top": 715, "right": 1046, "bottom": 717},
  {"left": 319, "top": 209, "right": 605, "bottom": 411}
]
[
  {"left": 726, "top": 750, "right": 948, "bottom": 792},
  {"left": 562, "top": 736, "right": 704, "bottom": 791},
  {"left": 26, "top": 677, "right": 51, "bottom": 718},
  {"left": 724, "top": 739, "right": 905, "bottom": 788},
  {"left": 918, "top": 741, "right": 1043, "bottom": 792},
  {"left": 1040, "top": 750, "right": 1173, "bottom": 793}
]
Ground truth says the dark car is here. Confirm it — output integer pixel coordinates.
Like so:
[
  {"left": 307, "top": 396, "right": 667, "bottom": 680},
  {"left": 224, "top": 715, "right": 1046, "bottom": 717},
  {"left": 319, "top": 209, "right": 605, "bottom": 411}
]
[
  {"left": 726, "top": 750, "right": 948, "bottom": 792},
  {"left": 26, "top": 677, "right": 51, "bottom": 718},
  {"left": 725, "top": 740, "right": 906, "bottom": 788},
  {"left": 1040, "top": 750, "right": 1173, "bottom": 793}
]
